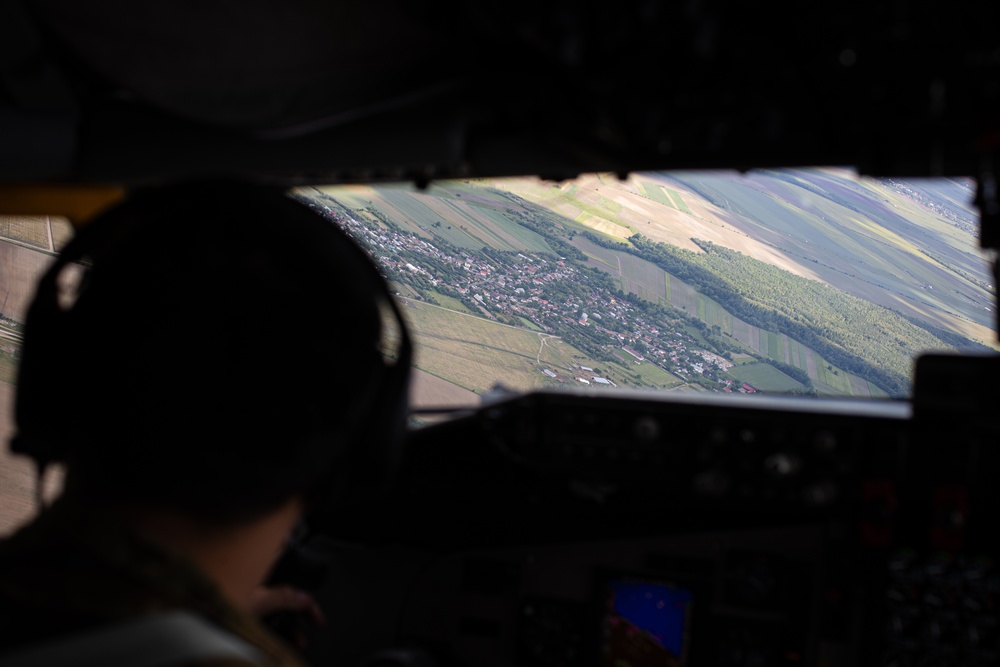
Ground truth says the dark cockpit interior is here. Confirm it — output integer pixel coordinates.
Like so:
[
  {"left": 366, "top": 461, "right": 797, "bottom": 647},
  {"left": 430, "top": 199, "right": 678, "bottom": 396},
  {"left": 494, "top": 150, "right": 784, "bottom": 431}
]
[{"left": 2, "top": 2, "right": 1000, "bottom": 666}]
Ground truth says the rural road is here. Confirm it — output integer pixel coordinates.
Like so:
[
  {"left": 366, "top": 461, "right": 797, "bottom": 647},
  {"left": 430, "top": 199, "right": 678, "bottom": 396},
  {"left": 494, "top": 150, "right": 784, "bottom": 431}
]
[{"left": 535, "top": 333, "right": 559, "bottom": 364}]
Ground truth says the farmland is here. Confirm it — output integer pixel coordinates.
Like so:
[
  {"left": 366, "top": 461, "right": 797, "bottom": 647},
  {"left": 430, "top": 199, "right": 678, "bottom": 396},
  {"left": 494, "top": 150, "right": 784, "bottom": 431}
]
[
  {"left": 506, "top": 170, "right": 995, "bottom": 352},
  {"left": 399, "top": 298, "right": 678, "bottom": 393},
  {"left": 729, "top": 363, "right": 806, "bottom": 393},
  {"left": 661, "top": 169, "right": 995, "bottom": 345},
  {"left": 620, "top": 358, "right": 686, "bottom": 389},
  {"left": 569, "top": 235, "right": 877, "bottom": 397},
  {"left": 640, "top": 182, "right": 677, "bottom": 208},
  {"left": 409, "top": 368, "right": 478, "bottom": 409},
  {"left": 313, "top": 184, "right": 555, "bottom": 255},
  {"left": 302, "top": 170, "right": 993, "bottom": 399}
]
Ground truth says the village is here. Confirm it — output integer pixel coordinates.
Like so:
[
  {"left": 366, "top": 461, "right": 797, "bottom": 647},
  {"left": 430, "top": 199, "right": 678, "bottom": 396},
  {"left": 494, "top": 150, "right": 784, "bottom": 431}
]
[{"left": 311, "top": 199, "right": 759, "bottom": 394}]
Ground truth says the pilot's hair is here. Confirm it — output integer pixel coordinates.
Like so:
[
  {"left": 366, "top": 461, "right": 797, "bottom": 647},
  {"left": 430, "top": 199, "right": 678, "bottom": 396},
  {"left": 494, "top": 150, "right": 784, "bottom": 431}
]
[{"left": 12, "top": 182, "right": 410, "bottom": 524}]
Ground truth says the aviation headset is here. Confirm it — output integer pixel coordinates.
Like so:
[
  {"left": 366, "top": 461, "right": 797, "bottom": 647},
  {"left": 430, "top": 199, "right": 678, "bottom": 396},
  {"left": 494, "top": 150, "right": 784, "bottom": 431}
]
[{"left": 10, "top": 182, "right": 413, "bottom": 519}]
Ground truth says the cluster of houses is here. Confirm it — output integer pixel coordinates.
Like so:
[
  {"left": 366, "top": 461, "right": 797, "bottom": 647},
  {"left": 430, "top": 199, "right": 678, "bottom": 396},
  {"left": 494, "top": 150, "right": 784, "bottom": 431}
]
[{"left": 315, "top": 199, "right": 759, "bottom": 394}]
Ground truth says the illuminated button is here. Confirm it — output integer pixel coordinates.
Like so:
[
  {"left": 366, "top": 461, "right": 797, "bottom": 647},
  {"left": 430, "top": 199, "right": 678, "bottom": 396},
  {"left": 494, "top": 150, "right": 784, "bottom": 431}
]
[{"left": 763, "top": 452, "right": 800, "bottom": 477}]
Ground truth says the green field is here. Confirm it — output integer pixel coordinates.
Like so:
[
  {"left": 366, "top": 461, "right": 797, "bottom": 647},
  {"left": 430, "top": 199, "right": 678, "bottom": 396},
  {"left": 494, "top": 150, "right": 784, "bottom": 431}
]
[
  {"left": 700, "top": 295, "right": 733, "bottom": 332},
  {"left": 518, "top": 316, "right": 543, "bottom": 331},
  {"left": 471, "top": 205, "right": 555, "bottom": 253},
  {"left": 585, "top": 251, "right": 618, "bottom": 270},
  {"left": 642, "top": 183, "right": 677, "bottom": 208},
  {"left": 377, "top": 189, "right": 444, "bottom": 228},
  {"left": 426, "top": 290, "right": 474, "bottom": 314},
  {"left": 309, "top": 185, "right": 556, "bottom": 254},
  {"left": 766, "top": 331, "right": 781, "bottom": 358},
  {"left": 729, "top": 362, "right": 806, "bottom": 393},
  {"left": 576, "top": 236, "right": 669, "bottom": 304},
  {"left": 811, "top": 355, "right": 890, "bottom": 398},
  {"left": 392, "top": 282, "right": 422, "bottom": 299},
  {"left": 616, "top": 359, "right": 686, "bottom": 389},
  {"left": 665, "top": 188, "right": 692, "bottom": 214},
  {"left": 363, "top": 188, "right": 556, "bottom": 255},
  {"left": 619, "top": 252, "right": 667, "bottom": 301}
]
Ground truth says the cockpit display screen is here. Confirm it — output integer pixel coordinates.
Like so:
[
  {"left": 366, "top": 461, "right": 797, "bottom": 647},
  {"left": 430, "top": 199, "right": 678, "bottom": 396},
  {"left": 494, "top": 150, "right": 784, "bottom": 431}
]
[{"left": 599, "top": 575, "right": 694, "bottom": 667}]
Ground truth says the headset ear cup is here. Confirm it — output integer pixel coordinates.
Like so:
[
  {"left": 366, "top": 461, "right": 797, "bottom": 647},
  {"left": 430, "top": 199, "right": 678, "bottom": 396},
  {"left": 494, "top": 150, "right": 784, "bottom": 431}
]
[
  {"left": 365, "top": 349, "right": 412, "bottom": 492},
  {"left": 304, "top": 244, "right": 414, "bottom": 513},
  {"left": 10, "top": 226, "right": 101, "bottom": 467},
  {"left": 12, "top": 201, "right": 135, "bottom": 468}
]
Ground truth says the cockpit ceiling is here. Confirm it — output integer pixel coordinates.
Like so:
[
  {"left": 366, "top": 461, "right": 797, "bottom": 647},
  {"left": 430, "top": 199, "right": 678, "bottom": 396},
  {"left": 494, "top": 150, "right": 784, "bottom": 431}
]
[{"left": 3, "top": 1, "right": 1000, "bottom": 184}]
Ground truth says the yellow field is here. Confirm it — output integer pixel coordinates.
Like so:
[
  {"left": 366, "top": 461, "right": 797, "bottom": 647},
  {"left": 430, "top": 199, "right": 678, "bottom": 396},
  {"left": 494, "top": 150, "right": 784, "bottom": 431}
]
[{"left": 409, "top": 368, "right": 479, "bottom": 408}]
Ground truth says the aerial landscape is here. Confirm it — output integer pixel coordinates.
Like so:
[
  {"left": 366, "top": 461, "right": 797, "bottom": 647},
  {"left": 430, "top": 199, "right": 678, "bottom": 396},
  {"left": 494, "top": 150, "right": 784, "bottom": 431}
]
[{"left": 297, "top": 168, "right": 996, "bottom": 402}]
